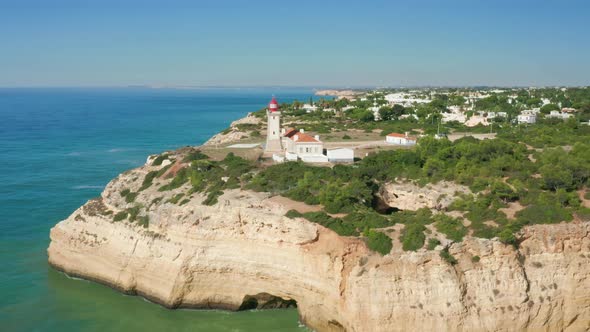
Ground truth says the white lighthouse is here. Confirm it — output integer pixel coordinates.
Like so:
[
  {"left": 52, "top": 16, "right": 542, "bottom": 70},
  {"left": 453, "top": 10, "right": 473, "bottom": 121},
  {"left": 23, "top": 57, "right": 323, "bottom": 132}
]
[{"left": 265, "top": 96, "right": 283, "bottom": 152}]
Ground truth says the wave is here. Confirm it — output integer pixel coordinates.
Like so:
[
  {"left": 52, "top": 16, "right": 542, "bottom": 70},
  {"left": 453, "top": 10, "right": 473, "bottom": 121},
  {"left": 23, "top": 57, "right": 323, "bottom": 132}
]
[
  {"left": 72, "top": 185, "right": 104, "bottom": 190},
  {"left": 66, "top": 151, "right": 81, "bottom": 156},
  {"left": 107, "top": 148, "right": 126, "bottom": 153}
]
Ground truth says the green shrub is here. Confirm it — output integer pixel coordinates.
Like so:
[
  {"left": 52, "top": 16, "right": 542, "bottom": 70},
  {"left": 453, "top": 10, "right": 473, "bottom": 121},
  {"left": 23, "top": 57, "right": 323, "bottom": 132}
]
[
  {"left": 182, "top": 150, "right": 208, "bottom": 163},
  {"left": 127, "top": 206, "right": 141, "bottom": 222},
  {"left": 342, "top": 134, "right": 351, "bottom": 139},
  {"left": 366, "top": 230, "right": 392, "bottom": 255},
  {"left": 156, "top": 163, "right": 174, "bottom": 177},
  {"left": 498, "top": 228, "right": 517, "bottom": 245},
  {"left": 427, "top": 238, "right": 441, "bottom": 250},
  {"left": 139, "top": 171, "right": 159, "bottom": 191},
  {"left": 440, "top": 248, "right": 458, "bottom": 265},
  {"left": 179, "top": 198, "right": 190, "bottom": 205},
  {"left": 159, "top": 167, "right": 190, "bottom": 191},
  {"left": 167, "top": 193, "right": 184, "bottom": 204},
  {"left": 471, "top": 255, "right": 481, "bottom": 263},
  {"left": 125, "top": 191, "right": 138, "bottom": 203},
  {"left": 152, "top": 154, "right": 169, "bottom": 166},
  {"left": 285, "top": 209, "right": 303, "bottom": 218},
  {"left": 113, "top": 211, "right": 128, "bottom": 222},
  {"left": 138, "top": 215, "right": 149, "bottom": 228},
  {"left": 150, "top": 197, "right": 163, "bottom": 206},
  {"left": 515, "top": 202, "right": 572, "bottom": 225},
  {"left": 203, "top": 190, "right": 223, "bottom": 206},
  {"left": 120, "top": 189, "right": 131, "bottom": 197},
  {"left": 298, "top": 211, "right": 358, "bottom": 236},
  {"left": 434, "top": 215, "right": 467, "bottom": 242},
  {"left": 401, "top": 223, "right": 426, "bottom": 251},
  {"left": 343, "top": 210, "right": 391, "bottom": 229}
]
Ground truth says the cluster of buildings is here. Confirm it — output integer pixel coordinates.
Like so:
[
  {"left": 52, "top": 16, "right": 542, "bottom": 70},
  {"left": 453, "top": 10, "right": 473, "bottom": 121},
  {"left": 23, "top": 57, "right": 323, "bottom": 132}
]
[
  {"left": 264, "top": 97, "right": 417, "bottom": 164},
  {"left": 516, "top": 108, "right": 575, "bottom": 124},
  {"left": 266, "top": 97, "right": 355, "bottom": 164}
]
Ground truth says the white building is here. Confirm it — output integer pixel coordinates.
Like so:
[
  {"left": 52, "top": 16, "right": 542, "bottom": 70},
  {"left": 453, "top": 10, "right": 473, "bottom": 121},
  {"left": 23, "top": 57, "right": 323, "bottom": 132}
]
[
  {"left": 327, "top": 148, "right": 354, "bottom": 163},
  {"left": 546, "top": 111, "right": 573, "bottom": 120},
  {"left": 386, "top": 132, "right": 417, "bottom": 146},
  {"left": 385, "top": 93, "right": 431, "bottom": 107},
  {"left": 282, "top": 128, "right": 327, "bottom": 162},
  {"left": 301, "top": 103, "right": 318, "bottom": 113},
  {"left": 517, "top": 113, "right": 537, "bottom": 124},
  {"left": 517, "top": 109, "right": 539, "bottom": 124}
]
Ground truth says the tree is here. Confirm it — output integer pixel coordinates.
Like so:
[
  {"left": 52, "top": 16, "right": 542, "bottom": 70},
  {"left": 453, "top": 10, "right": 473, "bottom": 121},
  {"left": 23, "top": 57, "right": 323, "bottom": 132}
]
[
  {"left": 379, "top": 107, "right": 395, "bottom": 121},
  {"left": 359, "top": 110, "right": 375, "bottom": 122},
  {"left": 540, "top": 103, "right": 559, "bottom": 114},
  {"left": 539, "top": 164, "right": 574, "bottom": 191},
  {"left": 491, "top": 181, "right": 518, "bottom": 202}
]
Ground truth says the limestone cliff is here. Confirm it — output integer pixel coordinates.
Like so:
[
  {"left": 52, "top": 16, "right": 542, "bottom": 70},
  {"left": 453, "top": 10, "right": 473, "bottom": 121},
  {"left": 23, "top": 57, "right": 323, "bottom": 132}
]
[{"left": 48, "top": 154, "right": 590, "bottom": 332}]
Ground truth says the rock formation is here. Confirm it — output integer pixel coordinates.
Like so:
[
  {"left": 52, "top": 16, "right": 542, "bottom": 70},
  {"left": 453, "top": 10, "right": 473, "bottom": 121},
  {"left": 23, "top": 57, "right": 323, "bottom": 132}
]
[
  {"left": 378, "top": 180, "right": 471, "bottom": 211},
  {"left": 48, "top": 154, "right": 590, "bottom": 332}
]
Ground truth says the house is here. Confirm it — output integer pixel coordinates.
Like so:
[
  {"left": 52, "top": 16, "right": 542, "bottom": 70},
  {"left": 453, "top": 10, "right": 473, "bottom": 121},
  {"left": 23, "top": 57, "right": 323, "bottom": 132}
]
[
  {"left": 386, "top": 132, "right": 417, "bottom": 146},
  {"left": 517, "top": 109, "right": 539, "bottom": 124},
  {"left": 546, "top": 111, "right": 573, "bottom": 120},
  {"left": 282, "top": 128, "right": 327, "bottom": 162},
  {"left": 327, "top": 148, "right": 354, "bottom": 163},
  {"left": 561, "top": 108, "right": 577, "bottom": 113},
  {"left": 517, "top": 113, "right": 537, "bottom": 124},
  {"left": 301, "top": 103, "right": 318, "bottom": 113}
]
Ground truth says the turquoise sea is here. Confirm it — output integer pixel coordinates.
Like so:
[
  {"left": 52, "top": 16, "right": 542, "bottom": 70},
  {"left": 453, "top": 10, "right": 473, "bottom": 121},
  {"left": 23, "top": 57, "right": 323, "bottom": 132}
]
[{"left": 0, "top": 88, "right": 317, "bottom": 332}]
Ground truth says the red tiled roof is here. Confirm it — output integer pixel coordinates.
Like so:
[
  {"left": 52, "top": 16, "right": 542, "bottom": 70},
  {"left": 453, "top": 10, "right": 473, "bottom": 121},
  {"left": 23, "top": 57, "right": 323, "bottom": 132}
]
[
  {"left": 386, "top": 133, "right": 406, "bottom": 138},
  {"left": 387, "top": 132, "right": 416, "bottom": 141},
  {"left": 283, "top": 128, "right": 298, "bottom": 138},
  {"left": 294, "top": 133, "right": 320, "bottom": 143},
  {"left": 287, "top": 130, "right": 321, "bottom": 143}
]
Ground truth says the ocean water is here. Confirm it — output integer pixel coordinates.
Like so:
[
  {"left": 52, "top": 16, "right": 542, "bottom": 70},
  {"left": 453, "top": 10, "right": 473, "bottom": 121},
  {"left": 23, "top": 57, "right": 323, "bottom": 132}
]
[{"left": 0, "top": 88, "right": 318, "bottom": 332}]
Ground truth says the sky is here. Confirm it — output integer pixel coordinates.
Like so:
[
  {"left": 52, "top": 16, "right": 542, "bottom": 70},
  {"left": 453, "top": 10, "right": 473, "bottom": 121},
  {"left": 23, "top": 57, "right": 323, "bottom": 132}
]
[{"left": 1, "top": 0, "right": 589, "bottom": 87}]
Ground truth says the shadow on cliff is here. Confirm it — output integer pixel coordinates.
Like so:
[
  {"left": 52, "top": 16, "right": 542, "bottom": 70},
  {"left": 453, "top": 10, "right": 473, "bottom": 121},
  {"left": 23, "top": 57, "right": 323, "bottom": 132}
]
[{"left": 238, "top": 293, "right": 297, "bottom": 311}]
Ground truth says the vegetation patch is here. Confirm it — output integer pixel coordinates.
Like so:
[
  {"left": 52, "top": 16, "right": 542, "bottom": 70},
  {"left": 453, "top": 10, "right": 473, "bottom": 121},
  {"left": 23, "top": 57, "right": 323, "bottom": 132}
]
[
  {"left": 113, "top": 211, "right": 128, "bottom": 222},
  {"left": 440, "top": 247, "right": 458, "bottom": 265},
  {"left": 152, "top": 154, "right": 169, "bottom": 166},
  {"left": 365, "top": 230, "right": 393, "bottom": 255},
  {"left": 125, "top": 191, "right": 139, "bottom": 203}
]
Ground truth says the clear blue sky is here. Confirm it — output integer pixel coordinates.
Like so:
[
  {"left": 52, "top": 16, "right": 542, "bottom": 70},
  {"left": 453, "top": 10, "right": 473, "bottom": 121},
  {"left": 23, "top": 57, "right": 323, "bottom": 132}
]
[{"left": 1, "top": 0, "right": 589, "bottom": 87}]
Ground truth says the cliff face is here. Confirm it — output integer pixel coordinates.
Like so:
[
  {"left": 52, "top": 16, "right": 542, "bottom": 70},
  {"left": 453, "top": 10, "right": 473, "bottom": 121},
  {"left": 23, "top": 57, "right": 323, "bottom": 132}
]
[{"left": 48, "top": 161, "right": 590, "bottom": 332}]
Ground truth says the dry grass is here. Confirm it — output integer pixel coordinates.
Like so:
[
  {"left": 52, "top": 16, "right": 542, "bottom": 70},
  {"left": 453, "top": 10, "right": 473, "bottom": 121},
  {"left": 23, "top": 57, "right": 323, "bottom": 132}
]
[{"left": 201, "top": 146, "right": 263, "bottom": 162}]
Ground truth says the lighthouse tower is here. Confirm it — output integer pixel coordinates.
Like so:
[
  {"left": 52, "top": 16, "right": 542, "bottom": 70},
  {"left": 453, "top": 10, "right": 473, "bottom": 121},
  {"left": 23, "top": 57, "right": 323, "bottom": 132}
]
[{"left": 265, "top": 96, "right": 283, "bottom": 152}]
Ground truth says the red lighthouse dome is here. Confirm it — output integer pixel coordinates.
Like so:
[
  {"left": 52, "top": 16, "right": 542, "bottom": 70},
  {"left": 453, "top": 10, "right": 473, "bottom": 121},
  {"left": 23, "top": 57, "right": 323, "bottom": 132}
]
[{"left": 268, "top": 96, "right": 279, "bottom": 112}]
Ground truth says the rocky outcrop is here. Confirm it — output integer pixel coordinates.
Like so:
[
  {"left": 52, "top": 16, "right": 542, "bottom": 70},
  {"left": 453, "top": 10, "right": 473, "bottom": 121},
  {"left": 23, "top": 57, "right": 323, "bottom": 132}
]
[
  {"left": 378, "top": 180, "right": 471, "bottom": 211},
  {"left": 204, "top": 113, "right": 262, "bottom": 146},
  {"left": 315, "top": 89, "right": 363, "bottom": 100},
  {"left": 48, "top": 161, "right": 590, "bottom": 332}
]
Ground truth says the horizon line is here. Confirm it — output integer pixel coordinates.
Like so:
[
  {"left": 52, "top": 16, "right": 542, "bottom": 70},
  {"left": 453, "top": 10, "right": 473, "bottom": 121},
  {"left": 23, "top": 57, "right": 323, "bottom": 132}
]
[{"left": 0, "top": 84, "right": 589, "bottom": 90}]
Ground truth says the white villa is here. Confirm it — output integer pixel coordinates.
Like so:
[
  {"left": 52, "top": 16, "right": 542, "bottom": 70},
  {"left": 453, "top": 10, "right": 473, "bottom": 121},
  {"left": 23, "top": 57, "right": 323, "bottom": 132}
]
[
  {"left": 517, "top": 109, "right": 539, "bottom": 124},
  {"left": 302, "top": 103, "right": 318, "bottom": 113},
  {"left": 546, "top": 111, "right": 573, "bottom": 120},
  {"left": 282, "top": 128, "right": 326, "bottom": 162},
  {"left": 386, "top": 132, "right": 417, "bottom": 146}
]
